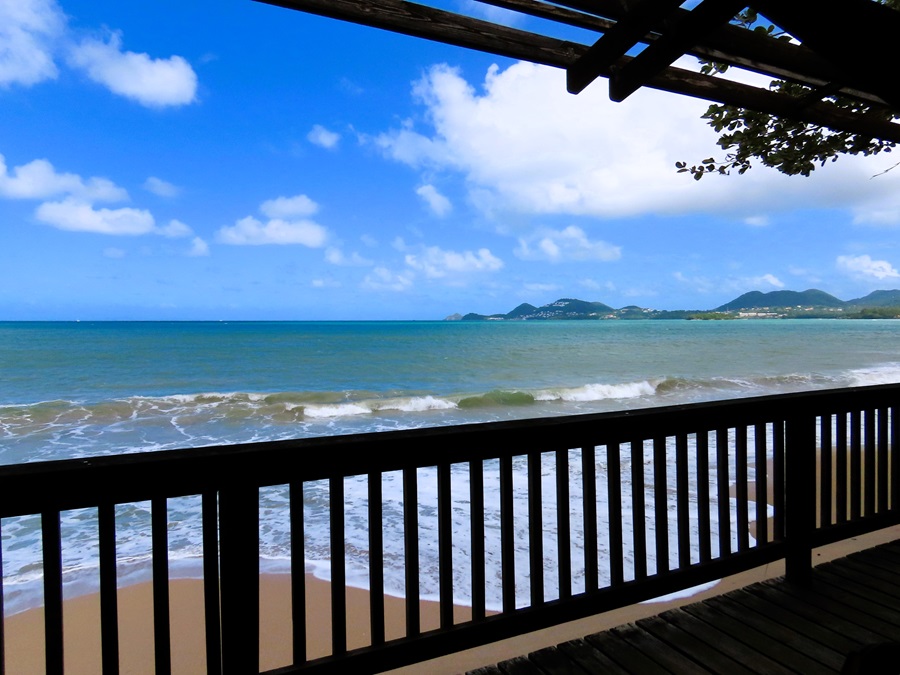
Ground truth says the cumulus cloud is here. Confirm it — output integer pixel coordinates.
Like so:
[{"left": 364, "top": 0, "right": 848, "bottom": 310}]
[
  {"left": 325, "top": 247, "right": 372, "bottom": 266},
  {"left": 188, "top": 237, "right": 209, "bottom": 257},
  {"left": 837, "top": 254, "right": 900, "bottom": 280},
  {"left": 0, "top": 0, "right": 64, "bottom": 87},
  {"left": 68, "top": 31, "right": 197, "bottom": 107},
  {"left": 750, "top": 273, "right": 785, "bottom": 288},
  {"left": 376, "top": 62, "right": 900, "bottom": 220},
  {"left": 36, "top": 198, "right": 156, "bottom": 235},
  {"left": 217, "top": 216, "right": 327, "bottom": 247},
  {"left": 308, "top": 124, "right": 340, "bottom": 149},
  {"left": 405, "top": 245, "right": 503, "bottom": 278},
  {"left": 515, "top": 225, "right": 621, "bottom": 262},
  {"left": 219, "top": 195, "right": 328, "bottom": 246},
  {"left": 34, "top": 198, "right": 196, "bottom": 239},
  {"left": 362, "top": 266, "right": 414, "bottom": 291},
  {"left": 416, "top": 184, "right": 452, "bottom": 217},
  {"left": 0, "top": 154, "right": 127, "bottom": 201},
  {"left": 143, "top": 176, "right": 180, "bottom": 197},
  {"left": 260, "top": 194, "right": 319, "bottom": 219}
]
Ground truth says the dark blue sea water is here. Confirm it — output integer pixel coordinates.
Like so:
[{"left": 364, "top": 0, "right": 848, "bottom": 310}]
[{"left": 2, "top": 319, "right": 899, "bottom": 612}]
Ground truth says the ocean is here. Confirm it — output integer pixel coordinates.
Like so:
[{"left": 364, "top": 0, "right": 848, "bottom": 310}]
[{"left": 2, "top": 319, "right": 900, "bottom": 613}]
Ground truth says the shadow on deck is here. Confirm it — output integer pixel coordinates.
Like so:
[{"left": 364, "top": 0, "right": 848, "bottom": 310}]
[{"left": 470, "top": 540, "right": 900, "bottom": 675}]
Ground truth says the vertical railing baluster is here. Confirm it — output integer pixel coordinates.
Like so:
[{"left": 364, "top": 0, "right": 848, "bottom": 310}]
[
  {"left": 716, "top": 429, "right": 731, "bottom": 556},
  {"left": 878, "top": 407, "right": 889, "bottom": 514},
  {"left": 469, "top": 460, "right": 485, "bottom": 621},
  {"left": 864, "top": 409, "right": 876, "bottom": 517},
  {"left": 850, "top": 410, "right": 862, "bottom": 520},
  {"left": 820, "top": 415, "right": 832, "bottom": 528},
  {"left": 331, "top": 477, "right": 348, "bottom": 653},
  {"left": 98, "top": 502, "right": 120, "bottom": 675},
  {"left": 773, "top": 420, "right": 785, "bottom": 541},
  {"left": 290, "top": 483, "right": 308, "bottom": 662},
  {"left": 499, "top": 455, "right": 515, "bottom": 612},
  {"left": 219, "top": 484, "right": 260, "bottom": 675},
  {"left": 42, "top": 511, "right": 64, "bottom": 675},
  {"left": 402, "top": 469, "right": 420, "bottom": 635},
  {"left": 555, "top": 450, "right": 571, "bottom": 599},
  {"left": 735, "top": 427, "right": 749, "bottom": 552},
  {"left": 582, "top": 446, "right": 598, "bottom": 592},
  {"left": 836, "top": 412, "right": 848, "bottom": 523},
  {"left": 367, "top": 474, "right": 385, "bottom": 645},
  {"left": 675, "top": 434, "right": 690, "bottom": 568},
  {"left": 0, "top": 519, "right": 5, "bottom": 675},
  {"left": 755, "top": 423, "right": 768, "bottom": 545},
  {"left": 892, "top": 404, "right": 900, "bottom": 512},
  {"left": 527, "top": 452, "right": 543, "bottom": 607},
  {"left": 201, "top": 492, "right": 221, "bottom": 675},
  {"left": 785, "top": 409, "right": 817, "bottom": 585},
  {"left": 151, "top": 497, "right": 171, "bottom": 675},
  {"left": 631, "top": 440, "right": 647, "bottom": 579},
  {"left": 696, "top": 431, "right": 711, "bottom": 563},
  {"left": 653, "top": 437, "right": 668, "bottom": 574},
  {"left": 438, "top": 462, "right": 454, "bottom": 627},
  {"left": 607, "top": 443, "right": 624, "bottom": 585}
]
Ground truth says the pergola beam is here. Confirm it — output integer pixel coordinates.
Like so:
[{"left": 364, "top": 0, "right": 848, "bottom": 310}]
[{"left": 255, "top": 0, "right": 900, "bottom": 142}]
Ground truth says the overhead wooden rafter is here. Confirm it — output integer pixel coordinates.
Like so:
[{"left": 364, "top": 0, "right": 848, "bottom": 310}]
[{"left": 255, "top": 0, "right": 900, "bottom": 142}]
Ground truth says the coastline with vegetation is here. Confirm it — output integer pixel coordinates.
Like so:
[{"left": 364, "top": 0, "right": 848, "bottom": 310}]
[{"left": 450, "top": 288, "right": 900, "bottom": 321}]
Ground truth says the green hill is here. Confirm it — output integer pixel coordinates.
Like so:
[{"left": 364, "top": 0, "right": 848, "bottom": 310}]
[
  {"left": 716, "top": 289, "right": 844, "bottom": 311},
  {"left": 846, "top": 290, "right": 900, "bottom": 307}
]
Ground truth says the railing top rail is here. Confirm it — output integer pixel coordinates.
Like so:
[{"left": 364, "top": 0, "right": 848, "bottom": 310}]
[{"left": 1, "top": 383, "right": 898, "bottom": 517}]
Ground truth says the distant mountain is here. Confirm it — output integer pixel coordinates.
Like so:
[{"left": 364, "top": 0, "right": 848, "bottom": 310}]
[
  {"left": 716, "top": 289, "right": 844, "bottom": 312},
  {"left": 462, "top": 298, "right": 614, "bottom": 321},
  {"left": 451, "top": 289, "right": 900, "bottom": 321},
  {"left": 846, "top": 290, "right": 900, "bottom": 307}
]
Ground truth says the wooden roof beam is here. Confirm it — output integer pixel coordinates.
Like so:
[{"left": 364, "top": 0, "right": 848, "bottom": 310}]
[
  {"left": 254, "top": 0, "right": 900, "bottom": 141},
  {"left": 567, "top": 0, "right": 685, "bottom": 94},
  {"left": 751, "top": 0, "right": 900, "bottom": 109},
  {"left": 606, "top": 0, "right": 748, "bottom": 101}
]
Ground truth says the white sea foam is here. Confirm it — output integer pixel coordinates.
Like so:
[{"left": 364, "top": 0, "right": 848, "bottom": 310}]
[
  {"left": 847, "top": 363, "right": 900, "bottom": 387},
  {"left": 375, "top": 396, "right": 458, "bottom": 413},
  {"left": 535, "top": 380, "right": 657, "bottom": 402},
  {"left": 303, "top": 403, "right": 372, "bottom": 418}
]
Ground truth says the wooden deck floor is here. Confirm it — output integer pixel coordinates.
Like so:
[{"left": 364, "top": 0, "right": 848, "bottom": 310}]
[{"left": 467, "top": 540, "right": 900, "bottom": 674}]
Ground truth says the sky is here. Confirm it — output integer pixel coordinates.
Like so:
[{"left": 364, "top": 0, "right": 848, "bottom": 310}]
[{"left": 2, "top": 0, "right": 900, "bottom": 320}]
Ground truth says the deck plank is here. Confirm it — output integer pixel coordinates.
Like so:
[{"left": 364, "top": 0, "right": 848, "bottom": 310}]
[{"left": 467, "top": 541, "right": 900, "bottom": 675}]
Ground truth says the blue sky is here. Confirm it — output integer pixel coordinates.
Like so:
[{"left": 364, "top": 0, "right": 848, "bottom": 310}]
[{"left": 2, "top": 0, "right": 900, "bottom": 320}]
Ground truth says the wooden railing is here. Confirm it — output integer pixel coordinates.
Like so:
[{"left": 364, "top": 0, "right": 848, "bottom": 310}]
[{"left": 1, "top": 383, "right": 899, "bottom": 674}]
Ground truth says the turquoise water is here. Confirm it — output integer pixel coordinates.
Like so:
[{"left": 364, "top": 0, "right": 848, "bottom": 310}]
[{"left": 1, "top": 319, "right": 900, "bottom": 612}]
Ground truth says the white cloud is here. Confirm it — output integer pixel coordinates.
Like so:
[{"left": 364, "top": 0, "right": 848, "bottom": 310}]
[
  {"left": 416, "top": 184, "right": 452, "bottom": 217},
  {"left": 744, "top": 216, "right": 769, "bottom": 227},
  {"left": 0, "top": 0, "right": 64, "bottom": 87},
  {"left": 187, "top": 237, "right": 209, "bottom": 257},
  {"left": 837, "top": 254, "right": 900, "bottom": 280},
  {"left": 376, "top": 62, "right": 900, "bottom": 219},
  {"left": 0, "top": 154, "right": 127, "bottom": 201},
  {"left": 405, "top": 245, "right": 503, "bottom": 278},
  {"left": 325, "top": 247, "right": 371, "bottom": 266},
  {"left": 103, "top": 247, "right": 125, "bottom": 259},
  {"left": 308, "top": 124, "right": 340, "bottom": 149},
  {"left": 158, "top": 219, "right": 192, "bottom": 238},
  {"left": 750, "top": 273, "right": 785, "bottom": 288},
  {"left": 69, "top": 31, "right": 197, "bottom": 108},
  {"left": 524, "top": 282, "right": 560, "bottom": 292},
  {"left": 144, "top": 176, "right": 180, "bottom": 197},
  {"left": 312, "top": 278, "right": 341, "bottom": 288},
  {"left": 515, "top": 225, "right": 621, "bottom": 262},
  {"left": 260, "top": 194, "right": 319, "bottom": 219},
  {"left": 217, "top": 215, "right": 327, "bottom": 247},
  {"left": 362, "top": 266, "right": 414, "bottom": 292},
  {"left": 36, "top": 198, "right": 156, "bottom": 235}
]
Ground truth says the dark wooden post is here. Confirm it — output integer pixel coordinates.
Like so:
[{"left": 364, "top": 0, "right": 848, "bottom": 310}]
[
  {"left": 785, "top": 407, "right": 817, "bottom": 585},
  {"left": 219, "top": 484, "right": 259, "bottom": 674}
]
